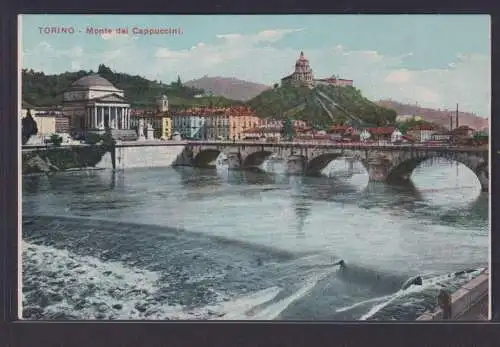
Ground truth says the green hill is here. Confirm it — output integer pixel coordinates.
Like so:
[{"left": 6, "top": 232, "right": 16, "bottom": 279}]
[
  {"left": 22, "top": 64, "right": 241, "bottom": 109},
  {"left": 246, "top": 84, "right": 397, "bottom": 129}
]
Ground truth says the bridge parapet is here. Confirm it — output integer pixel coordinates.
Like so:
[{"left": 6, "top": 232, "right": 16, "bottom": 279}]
[
  {"left": 106, "top": 141, "right": 489, "bottom": 192},
  {"left": 185, "top": 141, "right": 488, "bottom": 191}
]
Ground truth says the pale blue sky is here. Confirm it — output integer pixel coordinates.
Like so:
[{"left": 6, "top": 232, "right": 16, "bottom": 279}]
[{"left": 21, "top": 15, "right": 491, "bottom": 116}]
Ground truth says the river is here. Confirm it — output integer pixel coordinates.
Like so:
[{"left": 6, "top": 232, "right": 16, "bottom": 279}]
[{"left": 21, "top": 157, "right": 489, "bottom": 320}]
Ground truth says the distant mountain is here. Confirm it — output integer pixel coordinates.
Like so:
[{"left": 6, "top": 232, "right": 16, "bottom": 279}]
[
  {"left": 379, "top": 100, "right": 489, "bottom": 130},
  {"left": 184, "top": 76, "right": 271, "bottom": 101}
]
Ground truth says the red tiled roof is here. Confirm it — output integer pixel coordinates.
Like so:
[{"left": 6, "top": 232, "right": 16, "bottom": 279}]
[
  {"left": 368, "top": 126, "right": 395, "bottom": 135},
  {"left": 401, "top": 135, "right": 416, "bottom": 141},
  {"left": 328, "top": 125, "right": 349, "bottom": 132},
  {"left": 456, "top": 125, "right": 475, "bottom": 130}
]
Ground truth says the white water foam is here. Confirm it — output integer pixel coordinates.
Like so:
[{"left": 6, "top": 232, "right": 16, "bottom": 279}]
[
  {"left": 22, "top": 241, "right": 189, "bottom": 319},
  {"left": 335, "top": 294, "right": 394, "bottom": 313},
  {"left": 358, "top": 270, "right": 484, "bottom": 320},
  {"left": 199, "top": 266, "right": 338, "bottom": 320}
]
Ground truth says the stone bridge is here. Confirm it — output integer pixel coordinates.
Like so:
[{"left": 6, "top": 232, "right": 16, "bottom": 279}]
[{"left": 180, "top": 141, "right": 489, "bottom": 192}]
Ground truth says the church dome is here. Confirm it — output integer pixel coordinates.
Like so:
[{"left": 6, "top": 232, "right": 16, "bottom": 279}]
[
  {"left": 71, "top": 74, "right": 117, "bottom": 89},
  {"left": 295, "top": 51, "right": 310, "bottom": 65}
]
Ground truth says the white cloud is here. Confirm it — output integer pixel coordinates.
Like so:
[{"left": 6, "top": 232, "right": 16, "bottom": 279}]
[
  {"left": 22, "top": 29, "right": 491, "bottom": 117},
  {"left": 384, "top": 69, "right": 413, "bottom": 83},
  {"left": 253, "top": 28, "right": 304, "bottom": 42}
]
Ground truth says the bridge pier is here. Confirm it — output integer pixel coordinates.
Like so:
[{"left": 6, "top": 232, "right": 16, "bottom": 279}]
[
  {"left": 226, "top": 152, "right": 242, "bottom": 170},
  {"left": 366, "top": 156, "right": 393, "bottom": 182},
  {"left": 286, "top": 155, "right": 306, "bottom": 175},
  {"left": 477, "top": 171, "right": 489, "bottom": 192}
]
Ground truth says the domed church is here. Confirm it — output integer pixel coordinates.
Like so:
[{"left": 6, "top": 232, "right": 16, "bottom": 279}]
[
  {"left": 281, "top": 51, "right": 354, "bottom": 88},
  {"left": 62, "top": 74, "right": 133, "bottom": 139}
]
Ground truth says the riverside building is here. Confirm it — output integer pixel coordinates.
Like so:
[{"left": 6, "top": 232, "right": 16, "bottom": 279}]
[{"left": 62, "top": 74, "right": 134, "bottom": 139}]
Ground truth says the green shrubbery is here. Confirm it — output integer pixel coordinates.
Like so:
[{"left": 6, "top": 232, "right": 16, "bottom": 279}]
[
  {"left": 49, "top": 134, "right": 63, "bottom": 146},
  {"left": 247, "top": 84, "right": 397, "bottom": 128}
]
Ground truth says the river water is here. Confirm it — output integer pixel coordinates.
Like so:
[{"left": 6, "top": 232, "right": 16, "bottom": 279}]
[{"left": 21, "top": 157, "right": 489, "bottom": 320}]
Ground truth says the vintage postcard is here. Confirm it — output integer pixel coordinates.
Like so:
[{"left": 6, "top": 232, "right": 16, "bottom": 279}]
[{"left": 19, "top": 14, "right": 490, "bottom": 321}]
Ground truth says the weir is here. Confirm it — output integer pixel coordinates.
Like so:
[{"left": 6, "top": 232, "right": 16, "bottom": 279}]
[{"left": 416, "top": 268, "right": 489, "bottom": 321}]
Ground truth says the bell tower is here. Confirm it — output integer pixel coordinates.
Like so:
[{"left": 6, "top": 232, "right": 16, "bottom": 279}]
[{"left": 157, "top": 94, "right": 169, "bottom": 112}]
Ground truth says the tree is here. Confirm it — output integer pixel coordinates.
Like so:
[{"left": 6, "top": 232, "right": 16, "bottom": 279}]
[
  {"left": 98, "top": 64, "right": 113, "bottom": 76},
  {"left": 22, "top": 109, "right": 38, "bottom": 145},
  {"left": 397, "top": 119, "right": 434, "bottom": 134},
  {"left": 177, "top": 75, "right": 182, "bottom": 86},
  {"left": 22, "top": 67, "right": 236, "bottom": 109}
]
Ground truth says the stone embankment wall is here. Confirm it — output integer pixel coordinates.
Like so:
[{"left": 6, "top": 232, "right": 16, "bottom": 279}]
[
  {"left": 22, "top": 145, "right": 110, "bottom": 174},
  {"left": 416, "top": 269, "right": 489, "bottom": 320},
  {"left": 110, "top": 142, "right": 189, "bottom": 170},
  {"left": 22, "top": 142, "right": 191, "bottom": 173}
]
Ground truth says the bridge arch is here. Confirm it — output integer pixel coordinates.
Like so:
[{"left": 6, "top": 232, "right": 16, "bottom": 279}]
[
  {"left": 242, "top": 150, "right": 274, "bottom": 168},
  {"left": 386, "top": 151, "right": 488, "bottom": 191},
  {"left": 193, "top": 149, "right": 223, "bottom": 167},
  {"left": 306, "top": 152, "right": 368, "bottom": 176}
]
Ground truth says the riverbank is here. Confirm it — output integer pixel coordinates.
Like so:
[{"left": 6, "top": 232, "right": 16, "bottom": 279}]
[
  {"left": 22, "top": 145, "right": 111, "bottom": 175},
  {"left": 416, "top": 268, "right": 489, "bottom": 321}
]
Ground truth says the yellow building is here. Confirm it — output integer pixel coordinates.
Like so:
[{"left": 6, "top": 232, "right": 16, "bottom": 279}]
[
  {"left": 33, "top": 114, "right": 57, "bottom": 135},
  {"left": 161, "top": 115, "right": 172, "bottom": 140},
  {"left": 228, "top": 106, "right": 262, "bottom": 141}
]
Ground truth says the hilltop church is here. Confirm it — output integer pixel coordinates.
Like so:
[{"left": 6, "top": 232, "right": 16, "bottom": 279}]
[{"left": 281, "top": 51, "right": 354, "bottom": 88}]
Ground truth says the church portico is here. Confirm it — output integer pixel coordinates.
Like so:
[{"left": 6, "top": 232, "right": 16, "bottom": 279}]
[{"left": 84, "top": 103, "right": 131, "bottom": 130}]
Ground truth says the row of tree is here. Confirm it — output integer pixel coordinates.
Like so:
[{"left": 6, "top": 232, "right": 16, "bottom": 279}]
[{"left": 22, "top": 65, "right": 237, "bottom": 109}]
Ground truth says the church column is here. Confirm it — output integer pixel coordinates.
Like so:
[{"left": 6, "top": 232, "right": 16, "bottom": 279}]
[
  {"left": 107, "top": 106, "right": 111, "bottom": 129},
  {"left": 87, "top": 107, "right": 91, "bottom": 129},
  {"left": 94, "top": 105, "right": 97, "bottom": 129},
  {"left": 125, "top": 108, "right": 129, "bottom": 129},
  {"left": 85, "top": 107, "right": 89, "bottom": 129},
  {"left": 115, "top": 107, "right": 119, "bottom": 129},
  {"left": 121, "top": 108, "right": 125, "bottom": 130}
]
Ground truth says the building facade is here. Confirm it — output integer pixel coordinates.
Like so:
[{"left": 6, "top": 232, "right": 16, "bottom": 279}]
[
  {"left": 62, "top": 74, "right": 132, "bottom": 135},
  {"left": 361, "top": 127, "right": 395, "bottom": 143},
  {"left": 171, "top": 111, "right": 207, "bottom": 140},
  {"left": 281, "top": 51, "right": 353, "bottom": 88},
  {"left": 242, "top": 127, "right": 281, "bottom": 141},
  {"left": 406, "top": 124, "right": 439, "bottom": 142},
  {"left": 204, "top": 108, "right": 230, "bottom": 140},
  {"left": 162, "top": 117, "right": 172, "bottom": 140},
  {"left": 451, "top": 125, "right": 475, "bottom": 138},
  {"left": 20, "top": 103, "right": 70, "bottom": 137},
  {"left": 130, "top": 95, "right": 172, "bottom": 140},
  {"left": 395, "top": 114, "right": 424, "bottom": 123},
  {"left": 228, "top": 106, "right": 262, "bottom": 141}
]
